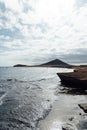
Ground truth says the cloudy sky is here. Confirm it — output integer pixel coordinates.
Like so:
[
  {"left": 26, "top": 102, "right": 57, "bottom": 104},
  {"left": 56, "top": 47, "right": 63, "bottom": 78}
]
[{"left": 0, "top": 0, "right": 87, "bottom": 66}]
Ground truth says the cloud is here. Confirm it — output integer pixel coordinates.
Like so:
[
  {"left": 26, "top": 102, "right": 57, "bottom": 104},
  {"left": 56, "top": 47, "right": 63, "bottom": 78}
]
[
  {"left": 0, "top": 0, "right": 87, "bottom": 65},
  {"left": 76, "top": 0, "right": 87, "bottom": 7},
  {"left": 0, "top": 2, "right": 6, "bottom": 12},
  {"left": 0, "top": 28, "right": 22, "bottom": 39}
]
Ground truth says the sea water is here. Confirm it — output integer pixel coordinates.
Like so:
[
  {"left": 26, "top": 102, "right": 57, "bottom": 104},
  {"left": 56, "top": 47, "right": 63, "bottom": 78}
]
[{"left": 0, "top": 67, "right": 71, "bottom": 130}]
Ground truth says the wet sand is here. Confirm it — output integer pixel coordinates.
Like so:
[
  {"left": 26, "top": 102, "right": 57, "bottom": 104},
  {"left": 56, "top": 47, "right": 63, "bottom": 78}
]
[{"left": 39, "top": 93, "right": 87, "bottom": 130}]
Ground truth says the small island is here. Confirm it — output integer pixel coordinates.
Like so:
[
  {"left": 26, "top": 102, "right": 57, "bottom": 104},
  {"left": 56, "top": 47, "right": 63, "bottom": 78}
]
[{"left": 13, "top": 64, "right": 30, "bottom": 67}]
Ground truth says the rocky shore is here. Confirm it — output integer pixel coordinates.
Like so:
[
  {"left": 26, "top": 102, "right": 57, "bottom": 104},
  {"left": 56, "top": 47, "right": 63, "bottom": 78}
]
[
  {"left": 57, "top": 67, "right": 87, "bottom": 88},
  {"left": 57, "top": 67, "right": 87, "bottom": 121},
  {"left": 39, "top": 92, "right": 87, "bottom": 130}
]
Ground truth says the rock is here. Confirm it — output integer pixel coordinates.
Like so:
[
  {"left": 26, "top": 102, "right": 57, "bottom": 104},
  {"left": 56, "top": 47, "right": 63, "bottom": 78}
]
[
  {"left": 62, "top": 123, "right": 75, "bottom": 130},
  {"left": 79, "top": 113, "right": 82, "bottom": 115},
  {"left": 57, "top": 68, "right": 87, "bottom": 89},
  {"left": 62, "top": 127, "right": 66, "bottom": 130},
  {"left": 79, "top": 104, "right": 87, "bottom": 113},
  {"left": 69, "top": 117, "right": 74, "bottom": 121},
  {"left": 7, "top": 79, "right": 12, "bottom": 81},
  {"left": 47, "top": 99, "right": 50, "bottom": 102},
  {"left": 77, "top": 120, "right": 87, "bottom": 130},
  {"left": 62, "top": 125, "right": 73, "bottom": 130}
]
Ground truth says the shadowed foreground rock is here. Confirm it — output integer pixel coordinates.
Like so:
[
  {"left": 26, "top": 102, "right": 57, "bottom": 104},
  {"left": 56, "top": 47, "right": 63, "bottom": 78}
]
[{"left": 57, "top": 68, "right": 87, "bottom": 89}]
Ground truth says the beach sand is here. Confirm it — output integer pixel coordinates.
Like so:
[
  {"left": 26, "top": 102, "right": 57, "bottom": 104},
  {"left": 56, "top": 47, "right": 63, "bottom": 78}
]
[{"left": 39, "top": 93, "right": 87, "bottom": 130}]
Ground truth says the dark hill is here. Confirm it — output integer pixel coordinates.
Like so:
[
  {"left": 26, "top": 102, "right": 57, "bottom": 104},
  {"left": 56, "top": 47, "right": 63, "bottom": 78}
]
[
  {"left": 40, "top": 59, "right": 72, "bottom": 68},
  {"left": 13, "top": 59, "right": 72, "bottom": 68},
  {"left": 13, "top": 64, "right": 29, "bottom": 67}
]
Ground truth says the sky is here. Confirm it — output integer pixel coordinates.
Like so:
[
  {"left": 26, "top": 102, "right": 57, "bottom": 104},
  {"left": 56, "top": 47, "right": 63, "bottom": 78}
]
[{"left": 0, "top": 0, "right": 87, "bottom": 66}]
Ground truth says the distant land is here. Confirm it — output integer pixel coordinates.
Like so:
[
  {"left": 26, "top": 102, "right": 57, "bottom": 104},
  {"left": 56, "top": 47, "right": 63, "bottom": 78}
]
[
  {"left": 13, "top": 59, "right": 72, "bottom": 68},
  {"left": 13, "top": 64, "right": 29, "bottom": 67},
  {"left": 40, "top": 59, "right": 71, "bottom": 67}
]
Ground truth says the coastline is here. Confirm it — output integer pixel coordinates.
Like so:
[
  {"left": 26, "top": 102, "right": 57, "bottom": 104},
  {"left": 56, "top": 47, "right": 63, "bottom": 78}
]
[
  {"left": 38, "top": 67, "right": 87, "bottom": 130},
  {"left": 0, "top": 65, "right": 87, "bottom": 130},
  {"left": 38, "top": 93, "right": 87, "bottom": 130}
]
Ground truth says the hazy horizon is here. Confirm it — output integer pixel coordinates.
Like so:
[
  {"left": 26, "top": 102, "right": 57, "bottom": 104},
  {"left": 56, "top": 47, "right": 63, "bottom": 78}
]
[
  {"left": 0, "top": 56, "right": 87, "bottom": 67},
  {"left": 0, "top": 0, "right": 87, "bottom": 66}
]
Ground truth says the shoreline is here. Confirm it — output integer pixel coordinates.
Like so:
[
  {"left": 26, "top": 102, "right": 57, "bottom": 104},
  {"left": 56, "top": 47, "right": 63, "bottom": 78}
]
[{"left": 38, "top": 92, "right": 87, "bottom": 130}]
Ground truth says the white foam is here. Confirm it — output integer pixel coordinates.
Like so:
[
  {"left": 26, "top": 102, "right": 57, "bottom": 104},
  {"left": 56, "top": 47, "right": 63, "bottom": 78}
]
[{"left": 0, "top": 93, "right": 6, "bottom": 105}]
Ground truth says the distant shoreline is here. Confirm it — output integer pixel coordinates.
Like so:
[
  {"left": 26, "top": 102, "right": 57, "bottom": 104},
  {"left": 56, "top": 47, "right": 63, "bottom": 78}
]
[
  {"left": 13, "top": 59, "right": 73, "bottom": 68},
  {"left": 13, "top": 65, "right": 73, "bottom": 68}
]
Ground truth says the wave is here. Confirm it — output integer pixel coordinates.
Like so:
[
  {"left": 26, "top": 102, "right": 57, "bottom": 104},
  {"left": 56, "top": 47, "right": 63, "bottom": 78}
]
[
  {"left": 0, "top": 74, "right": 57, "bottom": 130},
  {"left": 0, "top": 92, "right": 6, "bottom": 105}
]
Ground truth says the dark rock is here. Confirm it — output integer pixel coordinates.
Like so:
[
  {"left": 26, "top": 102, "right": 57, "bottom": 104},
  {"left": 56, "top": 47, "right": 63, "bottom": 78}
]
[
  {"left": 62, "top": 125, "right": 74, "bottom": 130},
  {"left": 47, "top": 100, "right": 50, "bottom": 102},
  {"left": 69, "top": 117, "right": 74, "bottom": 121},
  {"left": 7, "top": 79, "right": 12, "bottom": 81},
  {"left": 79, "top": 104, "right": 87, "bottom": 113},
  {"left": 57, "top": 68, "right": 87, "bottom": 89},
  {"left": 79, "top": 113, "right": 82, "bottom": 115}
]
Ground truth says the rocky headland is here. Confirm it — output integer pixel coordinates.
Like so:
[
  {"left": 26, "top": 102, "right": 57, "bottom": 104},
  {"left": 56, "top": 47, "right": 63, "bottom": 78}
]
[
  {"left": 57, "top": 67, "right": 87, "bottom": 116},
  {"left": 57, "top": 67, "right": 87, "bottom": 88}
]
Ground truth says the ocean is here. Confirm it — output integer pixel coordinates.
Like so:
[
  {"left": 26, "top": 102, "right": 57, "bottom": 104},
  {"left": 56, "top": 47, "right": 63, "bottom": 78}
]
[{"left": 0, "top": 67, "right": 72, "bottom": 130}]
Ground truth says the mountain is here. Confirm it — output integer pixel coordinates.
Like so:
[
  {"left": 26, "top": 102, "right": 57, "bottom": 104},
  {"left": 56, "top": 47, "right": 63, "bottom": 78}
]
[
  {"left": 40, "top": 59, "right": 72, "bottom": 68},
  {"left": 13, "top": 59, "right": 72, "bottom": 68}
]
